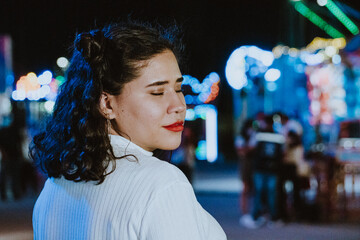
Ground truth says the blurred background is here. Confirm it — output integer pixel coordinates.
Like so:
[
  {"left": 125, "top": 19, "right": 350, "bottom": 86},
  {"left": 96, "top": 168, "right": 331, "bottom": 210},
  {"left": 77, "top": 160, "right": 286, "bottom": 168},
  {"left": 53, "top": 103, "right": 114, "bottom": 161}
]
[{"left": 1, "top": 0, "right": 360, "bottom": 239}]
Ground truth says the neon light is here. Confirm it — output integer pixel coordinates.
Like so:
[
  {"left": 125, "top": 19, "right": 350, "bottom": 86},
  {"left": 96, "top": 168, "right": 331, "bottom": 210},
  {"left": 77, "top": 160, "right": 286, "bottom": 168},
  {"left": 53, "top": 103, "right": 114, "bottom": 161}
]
[
  {"left": 55, "top": 75, "right": 65, "bottom": 86},
  {"left": 183, "top": 72, "right": 220, "bottom": 105},
  {"left": 332, "top": 54, "right": 341, "bottom": 64},
  {"left": 325, "top": 46, "right": 337, "bottom": 57},
  {"left": 15, "top": 73, "right": 41, "bottom": 97},
  {"left": 317, "top": 0, "right": 327, "bottom": 7},
  {"left": 205, "top": 106, "right": 218, "bottom": 162},
  {"left": 6, "top": 74, "right": 14, "bottom": 86},
  {"left": 11, "top": 90, "right": 26, "bottom": 101},
  {"left": 255, "top": 132, "right": 285, "bottom": 144},
  {"left": 186, "top": 104, "right": 218, "bottom": 122},
  {"left": 187, "top": 104, "right": 218, "bottom": 162},
  {"left": 56, "top": 57, "right": 69, "bottom": 68},
  {"left": 44, "top": 100, "right": 55, "bottom": 113},
  {"left": 185, "top": 108, "right": 196, "bottom": 121},
  {"left": 204, "top": 81, "right": 219, "bottom": 103},
  {"left": 293, "top": 1, "right": 344, "bottom": 38},
  {"left": 225, "top": 48, "right": 247, "bottom": 90},
  {"left": 184, "top": 95, "right": 194, "bottom": 105},
  {"left": 13, "top": 71, "right": 63, "bottom": 101},
  {"left": 0, "top": 96, "right": 11, "bottom": 116},
  {"left": 304, "top": 52, "right": 325, "bottom": 66},
  {"left": 225, "top": 46, "right": 274, "bottom": 90},
  {"left": 266, "top": 82, "right": 278, "bottom": 92},
  {"left": 195, "top": 140, "right": 207, "bottom": 160},
  {"left": 325, "top": 0, "right": 359, "bottom": 35},
  {"left": 264, "top": 68, "right": 281, "bottom": 82},
  {"left": 38, "top": 70, "right": 53, "bottom": 85},
  {"left": 248, "top": 46, "right": 275, "bottom": 66},
  {"left": 194, "top": 105, "right": 210, "bottom": 120}
]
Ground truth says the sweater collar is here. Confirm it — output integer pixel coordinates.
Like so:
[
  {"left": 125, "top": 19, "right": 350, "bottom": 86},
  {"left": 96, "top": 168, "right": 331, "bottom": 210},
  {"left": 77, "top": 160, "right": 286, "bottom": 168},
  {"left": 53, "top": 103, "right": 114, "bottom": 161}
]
[{"left": 109, "top": 134, "right": 153, "bottom": 157}]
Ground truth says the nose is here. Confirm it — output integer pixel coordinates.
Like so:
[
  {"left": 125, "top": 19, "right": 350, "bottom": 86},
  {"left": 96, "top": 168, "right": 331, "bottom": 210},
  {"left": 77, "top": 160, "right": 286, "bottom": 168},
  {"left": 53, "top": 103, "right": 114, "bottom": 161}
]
[{"left": 167, "top": 91, "right": 186, "bottom": 114}]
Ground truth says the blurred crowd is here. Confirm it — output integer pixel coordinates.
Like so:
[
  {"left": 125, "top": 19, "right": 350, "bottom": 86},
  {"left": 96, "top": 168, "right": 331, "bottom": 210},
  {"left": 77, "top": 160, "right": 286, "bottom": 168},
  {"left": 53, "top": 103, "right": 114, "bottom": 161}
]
[
  {"left": 235, "top": 112, "right": 312, "bottom": 228},
  {"left": 0, "top": 103, "right": 39, "bottom": 202}
]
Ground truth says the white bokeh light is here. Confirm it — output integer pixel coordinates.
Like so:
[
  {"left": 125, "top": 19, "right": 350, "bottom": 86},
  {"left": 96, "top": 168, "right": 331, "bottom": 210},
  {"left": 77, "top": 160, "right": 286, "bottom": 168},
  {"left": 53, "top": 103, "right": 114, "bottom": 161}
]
[
  {"left": 57, "top": 57, "right": 69, "bottom": 68},
  {"left": 264, "top": 68, "right": 281, "bottom": 82}
]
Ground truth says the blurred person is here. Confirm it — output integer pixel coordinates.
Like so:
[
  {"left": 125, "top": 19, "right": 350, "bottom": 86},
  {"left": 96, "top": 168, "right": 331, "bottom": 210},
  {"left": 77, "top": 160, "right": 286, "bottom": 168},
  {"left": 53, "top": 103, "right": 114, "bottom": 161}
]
[
  {"left": 279, "top": 113, "right": 303, "bottom": 137},
  {"left": 0, "top": 104, "right": 27, "bottom": 201},
  {"left": 282, "top": 130, "right": 310, "bottom": 220},
  {"left": 235, "top": 119, "right": 256, "bottom": 217},
  {"left": 276, "top": 113, "right": 304, "bottom": 220},
  {"left": 254, "top": 112, "right": 266, "bottom": 131},
  {"left": 0, "top": 124, "right": 23, "bottom": 200},
  {"left": 240, "top": 115, "right": 285, "bottom": 229},
  {"left": 31, "top": 21, "right": 226, "bottom": 240},
  {"left": 20, "top": 127, "right": 39, "bottom": 196}
]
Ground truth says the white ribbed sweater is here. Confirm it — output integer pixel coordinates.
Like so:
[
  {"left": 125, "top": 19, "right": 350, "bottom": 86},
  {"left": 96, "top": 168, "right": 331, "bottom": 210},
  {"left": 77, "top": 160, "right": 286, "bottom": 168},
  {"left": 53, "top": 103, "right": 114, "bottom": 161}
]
[{"left": 33, "top": 135, "right": 226, "bottom": 240}]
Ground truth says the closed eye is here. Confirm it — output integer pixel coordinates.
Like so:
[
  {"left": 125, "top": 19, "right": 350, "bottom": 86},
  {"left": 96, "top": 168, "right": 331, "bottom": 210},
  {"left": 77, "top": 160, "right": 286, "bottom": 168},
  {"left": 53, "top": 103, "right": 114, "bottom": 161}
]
[{"left": 150, "top": 92, "right": 164, "bottom": 96}]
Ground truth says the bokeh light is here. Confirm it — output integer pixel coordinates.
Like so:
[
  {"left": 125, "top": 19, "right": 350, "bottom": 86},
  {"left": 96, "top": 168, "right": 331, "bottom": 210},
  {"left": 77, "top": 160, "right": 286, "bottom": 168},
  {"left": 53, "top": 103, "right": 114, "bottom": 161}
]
[{"left": 57, "top": 57, "right": 69, "bottom": 69}]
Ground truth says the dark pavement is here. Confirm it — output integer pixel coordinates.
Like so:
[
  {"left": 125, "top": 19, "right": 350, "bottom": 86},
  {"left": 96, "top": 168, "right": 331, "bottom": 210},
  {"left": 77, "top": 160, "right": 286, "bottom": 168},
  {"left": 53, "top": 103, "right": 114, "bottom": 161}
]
[
  {"left": 197, "top": 192, "right": 360, "bottom": 240},
  {"left": 0, "top": 163, "right": 360, "bottom": 240},
  {"left": 194, "top": 162, "right": 360, "bottom": 240}
]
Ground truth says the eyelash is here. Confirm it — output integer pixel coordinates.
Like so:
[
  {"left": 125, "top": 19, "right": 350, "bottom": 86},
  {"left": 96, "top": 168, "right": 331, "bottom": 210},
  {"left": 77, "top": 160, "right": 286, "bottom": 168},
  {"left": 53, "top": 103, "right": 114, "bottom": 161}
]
[
  {"left": 151, "top": 93, "right": 163, "bottom": 96},
  {"left": 151, "top": 89, "right": 183, "bottom": 96}
]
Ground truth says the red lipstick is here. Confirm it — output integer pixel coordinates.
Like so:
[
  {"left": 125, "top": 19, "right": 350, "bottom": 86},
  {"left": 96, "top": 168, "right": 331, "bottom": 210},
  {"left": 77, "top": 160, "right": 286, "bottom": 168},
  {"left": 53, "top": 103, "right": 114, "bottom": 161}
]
[{"left": 163, "top": 121, "right": 184, "bottom": 132}]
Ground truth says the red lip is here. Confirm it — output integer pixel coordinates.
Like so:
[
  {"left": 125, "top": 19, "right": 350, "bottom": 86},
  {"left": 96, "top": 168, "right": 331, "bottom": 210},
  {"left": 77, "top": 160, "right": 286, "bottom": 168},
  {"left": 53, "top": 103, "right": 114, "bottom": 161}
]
[{"left": 163, "top": 121, "right": 184, "bottom": 132}]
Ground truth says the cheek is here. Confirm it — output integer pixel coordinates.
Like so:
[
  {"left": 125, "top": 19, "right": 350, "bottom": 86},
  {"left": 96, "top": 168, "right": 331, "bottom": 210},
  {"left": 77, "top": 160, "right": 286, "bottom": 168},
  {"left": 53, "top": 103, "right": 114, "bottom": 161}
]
[
  {"left": 128, "top": 105, "right": 159, "bottom": 127},
  {"left": 143, "top": 109, "right": 163, "bottom": 126},
  {"left": 140, "top": 102, "right": 165, "bottom": 119},
  {"left": 117, "top": 97, "right": 167, "bottom": 130}
]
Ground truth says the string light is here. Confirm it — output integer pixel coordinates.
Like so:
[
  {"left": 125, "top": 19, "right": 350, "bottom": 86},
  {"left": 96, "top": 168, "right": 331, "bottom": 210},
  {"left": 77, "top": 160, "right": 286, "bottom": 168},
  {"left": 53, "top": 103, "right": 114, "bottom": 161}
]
[
  {"left": 293, "top": 1, "right": 344, "bottom": 38},
  {"left": 325, "top": 0, "right": 359, "bottom": 35},
  {"left": 183, "top": 72, "right": 220, "bottom": 105},
  {"left": 12, "top": 71, "right": 64, "bottom": 101}
]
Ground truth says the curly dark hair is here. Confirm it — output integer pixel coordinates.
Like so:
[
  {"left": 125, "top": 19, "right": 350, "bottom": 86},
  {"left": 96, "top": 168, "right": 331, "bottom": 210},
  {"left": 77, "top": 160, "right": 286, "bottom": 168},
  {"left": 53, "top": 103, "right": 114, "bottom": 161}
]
[{"left": 30, "top": 21, "right": 184, "bottom": 184}]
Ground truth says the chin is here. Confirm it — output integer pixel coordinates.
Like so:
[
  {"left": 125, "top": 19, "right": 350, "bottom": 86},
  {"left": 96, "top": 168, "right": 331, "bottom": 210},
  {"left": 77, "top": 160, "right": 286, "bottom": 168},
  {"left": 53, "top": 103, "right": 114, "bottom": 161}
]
[{"left": 159, "top": 137, "right": 182, "bottom": 150}]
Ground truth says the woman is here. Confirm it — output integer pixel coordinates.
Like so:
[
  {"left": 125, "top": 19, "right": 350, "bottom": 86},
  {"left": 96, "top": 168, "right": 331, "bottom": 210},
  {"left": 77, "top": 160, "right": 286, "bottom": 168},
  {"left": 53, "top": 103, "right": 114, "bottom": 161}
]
[{"left": 31, "top": 21, "right": 226, "bottom": 240}]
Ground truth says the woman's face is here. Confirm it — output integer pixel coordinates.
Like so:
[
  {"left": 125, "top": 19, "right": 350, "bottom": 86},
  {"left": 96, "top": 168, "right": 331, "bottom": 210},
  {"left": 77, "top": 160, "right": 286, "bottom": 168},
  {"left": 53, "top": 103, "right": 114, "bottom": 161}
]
[{"left": 108, "top": 50, "right": 186, "bottom": 151}]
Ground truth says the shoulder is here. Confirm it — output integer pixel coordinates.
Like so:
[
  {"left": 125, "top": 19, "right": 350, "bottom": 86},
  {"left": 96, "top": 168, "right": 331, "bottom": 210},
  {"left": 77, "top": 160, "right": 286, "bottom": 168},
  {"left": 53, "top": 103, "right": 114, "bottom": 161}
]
[
  {"left": 138, "top": 159, "right": 227, "bottom": 240},
  {"left": 138, "top": 155, "right": 189, "bottom": 186},
  {"left": 109, "top": 152, "right": 191, "bottom": 195}
]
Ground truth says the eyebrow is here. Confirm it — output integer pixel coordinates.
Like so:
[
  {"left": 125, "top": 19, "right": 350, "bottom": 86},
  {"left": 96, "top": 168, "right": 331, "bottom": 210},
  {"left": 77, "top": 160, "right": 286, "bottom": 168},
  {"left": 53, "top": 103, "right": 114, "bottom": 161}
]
[{"left": 145, "top": 77, "right": 184, "bottom": 88}]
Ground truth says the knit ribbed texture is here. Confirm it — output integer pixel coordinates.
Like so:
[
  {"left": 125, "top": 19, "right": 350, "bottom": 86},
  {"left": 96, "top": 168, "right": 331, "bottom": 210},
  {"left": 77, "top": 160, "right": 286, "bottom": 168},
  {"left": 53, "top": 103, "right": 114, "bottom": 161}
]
[{"left": 33, "top": 135, "right": 226, "bottom": 240}]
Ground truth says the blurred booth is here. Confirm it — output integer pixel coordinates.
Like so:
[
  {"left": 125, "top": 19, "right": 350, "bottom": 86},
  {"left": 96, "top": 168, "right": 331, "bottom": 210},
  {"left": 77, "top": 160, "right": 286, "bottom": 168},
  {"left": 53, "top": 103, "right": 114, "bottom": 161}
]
[{"left": 334, "top": 120, "right": 360, "bottom": 221}]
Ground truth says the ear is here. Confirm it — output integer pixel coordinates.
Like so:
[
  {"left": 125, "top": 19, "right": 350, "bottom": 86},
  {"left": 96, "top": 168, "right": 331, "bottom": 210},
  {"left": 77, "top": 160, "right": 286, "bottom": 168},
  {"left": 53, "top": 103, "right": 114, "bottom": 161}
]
[{"left": 99, "top": 92, "right": 116, "bottom": 119}]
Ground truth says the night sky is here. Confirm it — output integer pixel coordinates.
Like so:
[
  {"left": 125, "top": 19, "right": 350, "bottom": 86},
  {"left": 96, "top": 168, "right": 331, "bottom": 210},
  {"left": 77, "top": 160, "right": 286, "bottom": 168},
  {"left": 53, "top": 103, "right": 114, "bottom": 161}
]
[
  {"left": 3, "top": 0, "right": 359, "bottom": 78},
  {"left": 1, "top": 0, "right": 360, "bottom": 159}
]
